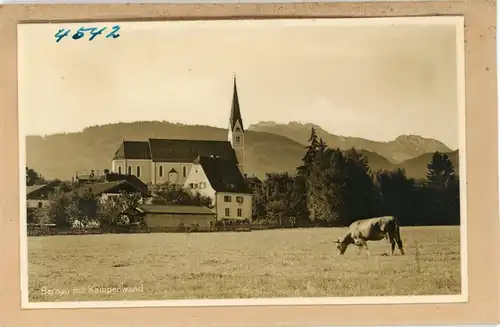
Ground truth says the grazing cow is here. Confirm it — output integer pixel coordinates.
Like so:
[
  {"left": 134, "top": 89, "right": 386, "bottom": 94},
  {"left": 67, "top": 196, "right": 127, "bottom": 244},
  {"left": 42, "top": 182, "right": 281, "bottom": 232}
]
[{"left": 334, "top": 216, "right": 404, "bottom": 256}]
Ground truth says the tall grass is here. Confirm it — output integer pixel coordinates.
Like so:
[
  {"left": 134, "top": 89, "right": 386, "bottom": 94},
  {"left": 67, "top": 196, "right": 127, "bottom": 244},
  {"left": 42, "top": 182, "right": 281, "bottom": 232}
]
[{"left": 27, "top": 226, "right": 461, "bottom": 302}]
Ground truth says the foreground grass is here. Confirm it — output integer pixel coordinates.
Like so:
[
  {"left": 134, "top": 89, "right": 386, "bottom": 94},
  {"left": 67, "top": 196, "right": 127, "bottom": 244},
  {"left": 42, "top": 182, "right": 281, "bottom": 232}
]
[{"left": 28, "top": 226, "right": 461, "bottom": 301}]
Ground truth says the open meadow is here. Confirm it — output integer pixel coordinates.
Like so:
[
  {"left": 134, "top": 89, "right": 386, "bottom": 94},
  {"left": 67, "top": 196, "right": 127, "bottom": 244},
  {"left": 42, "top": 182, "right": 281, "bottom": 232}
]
[{"left": 27, "top": 226, "right": 462, "bottom": 302}]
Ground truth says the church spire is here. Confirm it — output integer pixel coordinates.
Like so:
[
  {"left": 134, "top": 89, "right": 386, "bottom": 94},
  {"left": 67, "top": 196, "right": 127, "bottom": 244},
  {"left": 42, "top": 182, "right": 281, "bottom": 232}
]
[{"left": 229, "top": 75, "right": 244, "bottom": 132}]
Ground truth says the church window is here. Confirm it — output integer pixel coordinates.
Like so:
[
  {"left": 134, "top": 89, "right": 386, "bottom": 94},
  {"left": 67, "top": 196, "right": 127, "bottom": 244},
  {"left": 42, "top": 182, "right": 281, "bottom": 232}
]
[
  {"left": 136, "top": 165, "right": 141, "bottom": 177},
  {"left": 127, "top": 166, "right": 132, "bottom": 175},
  {"left": 118, "top": 166, "right": 122, "bottom": 174},
  {"left": 183, "top": 166, "right": 187, "bottom": 177},
  {"left": 236, "top": 136, "right": 241, "bottom": 143},
  {"left": 159, "top": 166, "right": 163, "bottom": 177}
]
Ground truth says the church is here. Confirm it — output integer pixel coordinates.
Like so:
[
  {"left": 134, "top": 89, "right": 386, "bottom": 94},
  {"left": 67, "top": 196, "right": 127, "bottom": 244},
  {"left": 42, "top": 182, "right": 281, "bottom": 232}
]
[{"left": 111, "top": 77, "right": 245, "bottom": 186}]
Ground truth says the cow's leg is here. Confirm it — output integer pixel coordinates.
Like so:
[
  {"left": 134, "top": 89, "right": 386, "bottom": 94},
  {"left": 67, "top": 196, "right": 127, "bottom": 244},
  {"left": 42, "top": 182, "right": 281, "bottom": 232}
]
[
  {"left": 353, "top": 238, "right": 361, "bottom": 255},
  {"left": 389, "top": 236, "right": 396, "bottom": 255},
  {"left": 397, "top": 239, "right": 404, "bottom": 255},
  {"left": 358, "top": 239, "right": 370, "bottom": 256}
]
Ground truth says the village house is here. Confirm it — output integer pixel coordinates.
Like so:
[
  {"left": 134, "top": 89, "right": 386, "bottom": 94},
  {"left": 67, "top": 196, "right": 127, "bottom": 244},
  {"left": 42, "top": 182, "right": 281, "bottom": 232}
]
[
  {"left": 73, "top": 180, "right": 149, "bottom": 202},
  {"left": 110, "top": 77, "right": 245, "bottom": 187},
  {"left": 245, "top": 175, "right": 263, "bottom": 191},
  {"left": 26, "top": 184, "right": 53, "bottom": 209},
  {"left": 184, "top": 156, "right": 253, "bottom": 222}
]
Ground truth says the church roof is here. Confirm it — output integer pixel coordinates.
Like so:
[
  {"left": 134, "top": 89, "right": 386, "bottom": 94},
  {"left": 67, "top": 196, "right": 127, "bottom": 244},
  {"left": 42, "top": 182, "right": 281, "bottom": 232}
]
[
  {"left": 113, "top": 141, "right": 151, "bottom": 160},
  {"left": 229, "top": 76, "right": 244, "bottom": 132},
  {"left": 194, "top": 156, "right": 251, "bottom": 194},
  {"left": 113, "top": 139, "right": 238, "bottom": 163}
]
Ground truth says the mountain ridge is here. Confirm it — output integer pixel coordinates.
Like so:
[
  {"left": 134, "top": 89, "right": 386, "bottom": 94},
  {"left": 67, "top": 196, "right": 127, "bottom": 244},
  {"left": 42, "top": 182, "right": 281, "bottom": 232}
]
[
  {"left": 248, "top": 121, "right": 453, "bottom": 163},
  {"left": 25, "top": 120, "right": 458, "bottom": 182}
]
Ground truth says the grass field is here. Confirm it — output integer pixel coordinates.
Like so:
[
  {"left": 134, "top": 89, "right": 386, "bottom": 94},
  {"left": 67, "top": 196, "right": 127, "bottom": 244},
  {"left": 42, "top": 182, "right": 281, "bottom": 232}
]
[{"left": 27, "top": 226, "right": 462, "bottom": 302}]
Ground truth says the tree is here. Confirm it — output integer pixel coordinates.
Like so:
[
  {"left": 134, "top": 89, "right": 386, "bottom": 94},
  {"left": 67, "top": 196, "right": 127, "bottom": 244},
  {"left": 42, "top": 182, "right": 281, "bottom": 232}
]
[
  {"left": 425, "top": 152, "right": 460, "bottom": 225},
  {"left": 306, "top": 154, "right": 330, "bottom": 223},
  {"left": 66, "top": 189, "right": 99, "bottom": 229},
  {"left": 251, "top": 186, "right": 267, "bottom": 220},
  {"left": 297, "top": 127, "right": 320, "bottom": 176},
  {"left": 290, "top": 174, "right": 309, "bottom": 226},
  {"left": 66, "top": 197, "right": 88, "bottom": 229},
  {"left": 45, "top": 192, "right": 73, "bottom": 228},
  {"left": 376, "top": 168, "right": 416, "bottom": 225},
  {"left": 98, "top": 195, "right": 127, "bottom": 228},
  {"left": 118, "top": 191, "right": 145, "bottom": 225},
  {"left": 265, "top": 199, "right": 289, "bottom": 227},
  {"left": 339, "top": 148, "right": 380, "bottom": 225},
  {"left": 152, "top": 182, "right": 213, "bottom": 208},
  {"left": 98, "top": 191, "right": 145, "bottom": 228},
  {"left": 427, "top": 152, "right": 457, "bottom": 189},
  {"left": 26, "top": 167, "right": 45, "bottom": 186}
]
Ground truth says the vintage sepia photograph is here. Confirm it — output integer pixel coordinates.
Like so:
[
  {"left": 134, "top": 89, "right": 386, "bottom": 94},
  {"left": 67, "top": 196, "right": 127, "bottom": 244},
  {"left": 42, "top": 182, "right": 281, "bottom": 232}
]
[{"left": 18, "top": 16, "right": 466, "bottom": 308}]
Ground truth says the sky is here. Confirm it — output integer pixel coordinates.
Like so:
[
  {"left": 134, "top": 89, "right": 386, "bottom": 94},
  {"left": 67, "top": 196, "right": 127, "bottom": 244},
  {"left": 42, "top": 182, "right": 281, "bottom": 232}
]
[{"left": 18, "top": 18, "right": 461, "bottom": 149}]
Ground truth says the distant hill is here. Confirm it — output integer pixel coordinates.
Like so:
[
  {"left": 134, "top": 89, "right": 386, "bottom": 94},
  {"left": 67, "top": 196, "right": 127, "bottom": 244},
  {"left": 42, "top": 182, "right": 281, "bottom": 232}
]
[
  {"left": 26, "top": 121, "right": 458, "bottom": 182},
  {"left": 396, "top": 149, "right": 460, "bottom": 180},
  {"left": 26, "top": 121, "right": 305, "bottom": 181},
  {"left": 248, "top": 121, "right": 453, "bottom": 163}
]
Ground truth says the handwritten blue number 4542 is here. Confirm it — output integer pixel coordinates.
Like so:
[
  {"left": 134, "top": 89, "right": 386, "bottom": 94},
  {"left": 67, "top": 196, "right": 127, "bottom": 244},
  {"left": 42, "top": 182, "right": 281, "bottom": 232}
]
[{"left": 55, "top": 25, "right": 121, "bottom": 43}]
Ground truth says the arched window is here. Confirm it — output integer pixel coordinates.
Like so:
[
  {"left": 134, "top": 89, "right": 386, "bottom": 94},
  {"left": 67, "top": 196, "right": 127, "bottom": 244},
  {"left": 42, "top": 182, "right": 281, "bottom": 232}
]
[
  {"left": 183, "top": 166, "right": 187, "bottom": 177},
  {"left": 159, "top": 165, "right": 163, "bottom": 177},
  {"left": 136, "top": 165, "right": 141, "bottom": 177},
  {"left": 128, "top": 166, "right": 132, "bottom": 175},
  {"left": 118, "top": 166, "right": 122, "bottom": 174}
]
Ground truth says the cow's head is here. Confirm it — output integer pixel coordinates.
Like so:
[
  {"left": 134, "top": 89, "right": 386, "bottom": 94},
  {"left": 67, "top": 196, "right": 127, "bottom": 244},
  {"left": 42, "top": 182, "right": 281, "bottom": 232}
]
[{"left": 334, "top": 239, "right": 348, "bottom": 255}]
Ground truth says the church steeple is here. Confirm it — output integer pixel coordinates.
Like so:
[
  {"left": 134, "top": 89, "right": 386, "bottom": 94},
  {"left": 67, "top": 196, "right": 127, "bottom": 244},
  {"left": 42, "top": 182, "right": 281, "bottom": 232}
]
[
  {"left": 229, "top": 75, "right": 244, "bottom": 132},
  {"left": 228, "top": 75, "right": 245, "bottom": 174}
]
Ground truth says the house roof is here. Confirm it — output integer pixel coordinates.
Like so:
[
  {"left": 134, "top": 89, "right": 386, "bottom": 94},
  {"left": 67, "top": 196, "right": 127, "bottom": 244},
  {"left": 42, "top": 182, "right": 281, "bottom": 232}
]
[
  {"left": 229, "top": 76, "right": 244, "bottom": 132},
  {"left": 73, "top": 180, "right": 147, "bottom": 197},
  {"left": 246, "top": 176, "right": 262, "bottom": 184},
  {"left": 137, "top": 204, "right": 215, "bottom": 215},
  {"left": 103, "top": 173, "right": 148, "bottom": 194},
  {"left": 77, "top": 174, "right": 98, "bottom": 180},
  {"left": 26, "top": 184, "right": 49, "bottom": 195},
  {"left": 195, "top": 156, "right": 252, "bottom": 194},
  {"left": 113, "top": 139, "right": 238, "bottom": 163}
]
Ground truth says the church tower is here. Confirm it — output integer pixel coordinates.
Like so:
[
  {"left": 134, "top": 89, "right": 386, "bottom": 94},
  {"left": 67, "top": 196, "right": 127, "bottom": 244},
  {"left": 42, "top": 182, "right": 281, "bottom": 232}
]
[{"left": 228, "top": 75, "right": 245, "bottom": 174}]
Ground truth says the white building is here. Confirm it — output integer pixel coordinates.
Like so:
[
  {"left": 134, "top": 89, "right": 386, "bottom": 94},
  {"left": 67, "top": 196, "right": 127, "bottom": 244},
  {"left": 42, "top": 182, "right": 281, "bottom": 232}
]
[{"left": 183, "top": 156, "right": 253, "bottom": 222}]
